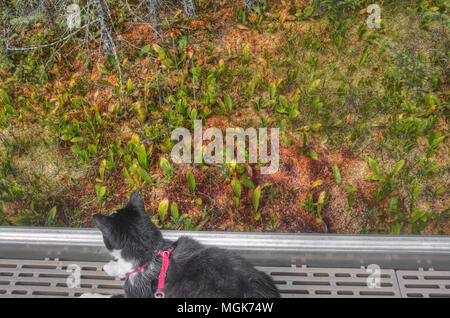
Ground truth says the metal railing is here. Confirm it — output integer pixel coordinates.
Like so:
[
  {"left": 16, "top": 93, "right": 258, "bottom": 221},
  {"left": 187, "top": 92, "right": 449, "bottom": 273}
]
[{"left": 1, "top": 226, "right": 450, "bottom": 269}]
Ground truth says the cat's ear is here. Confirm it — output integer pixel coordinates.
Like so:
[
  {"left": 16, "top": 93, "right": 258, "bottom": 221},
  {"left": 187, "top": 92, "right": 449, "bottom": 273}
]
[
  {"left": 93, "top": 214, "right": 113, "bottom": 237},
  {"left": 127, "top": 190, "right": 146, "bottom": 215}
]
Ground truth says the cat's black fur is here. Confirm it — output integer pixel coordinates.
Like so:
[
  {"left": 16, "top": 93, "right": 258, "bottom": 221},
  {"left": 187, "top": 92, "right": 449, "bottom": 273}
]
[{"left": 93, "top": 191, "right": 280, "bottom": 298}]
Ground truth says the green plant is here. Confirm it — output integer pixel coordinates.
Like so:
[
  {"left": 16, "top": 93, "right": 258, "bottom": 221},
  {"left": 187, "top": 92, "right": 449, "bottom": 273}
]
[
  {"left": 242, "top": 45, "right": 250, "bottom": 64},
  {"left": 122, "top": 135, "right": 154, "bottom": 187},
  {"left": 366, "top": 157, "right": 405, "bottom": 202},
  {"left": 265, "top": 213, "right": 278, "bottom": 232},
  {"left": 224, "top": 94, "right": 233, "bottom": 113},
  {"left": 95, "top": 162, "right": 107, "bottom": 204},
  {"left": 253, "top": 185, "right": 261, "bottom": 220},
  {"left": 314, "top": 0, "right": 366, "bottom": 18},
  {"left": 301, "top": 191, "right": 327, "bottom": 221},
  {"left": 186, "top": 171, "right": 196, "bottom": 195},
  {"left": 160, "top": 157, "right": 174, "bottom": 176},
  {"left": 231, "top": 177, "right": 242, "bottom": 208},
  {"left": 343, "top": 184, "right": 357, "bottom": 212},
  {"left": 158, "top": 199, "right": 169, "bottom": 222},
  {"left": 242, "top": 176, "right": 255, "bottom": 189},
  {"left": 333, "top": 165, "right": 357, "bottom": 213},
  {"left": 333, "top": 165, "right": 342, "bottom": 185},
  {"left": 45, "top": 206, "right": 57, "bottom": 226}
]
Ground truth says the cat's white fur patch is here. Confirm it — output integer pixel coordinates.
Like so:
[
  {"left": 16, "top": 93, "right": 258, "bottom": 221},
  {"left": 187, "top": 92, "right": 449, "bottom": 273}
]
[
  {"left": 79, "top": 293, "right": 112, "bottom": 298},
  {"left": 103, "top": 249, "right": 134, "bottom": 279}
]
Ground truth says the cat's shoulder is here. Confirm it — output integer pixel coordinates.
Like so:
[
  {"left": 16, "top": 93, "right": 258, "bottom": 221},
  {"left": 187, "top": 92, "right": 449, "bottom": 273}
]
[
  {"left": 172, "top": 236, "right": 235, "bottom": 260},
  {"left": 173, "top": 235, "right": 204, "bottom": 250}
]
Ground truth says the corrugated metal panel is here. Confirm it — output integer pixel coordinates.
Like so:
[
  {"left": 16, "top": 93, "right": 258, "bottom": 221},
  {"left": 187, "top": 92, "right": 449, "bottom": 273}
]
[
  {"left": 2, "top": 258, "right": 449, "bottom": 298},
  {"left": 397, "top": 269, "right": 450, "bottom": 298},
  {"left": 0, "top": 227, "right": 449, "bottom": 298},
  {"left": 0, "top": 258, "right": 123, "bottom": 298},
  {"left": 257, "top": 265, "right": 400, "bottom": 298},
  {"left": 2, "top": 227, "right": 450, "bottom": 269}
]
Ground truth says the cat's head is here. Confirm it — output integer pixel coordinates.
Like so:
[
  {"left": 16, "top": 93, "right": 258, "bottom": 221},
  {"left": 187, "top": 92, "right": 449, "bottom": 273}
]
[{"left": 93, "top": 191, "right": 162, "bottom": 257}]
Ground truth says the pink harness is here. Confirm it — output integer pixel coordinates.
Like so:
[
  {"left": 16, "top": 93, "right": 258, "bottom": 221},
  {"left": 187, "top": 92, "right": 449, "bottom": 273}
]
[{"left": 124, "top": 248, "right": 173, "bottom": 298}]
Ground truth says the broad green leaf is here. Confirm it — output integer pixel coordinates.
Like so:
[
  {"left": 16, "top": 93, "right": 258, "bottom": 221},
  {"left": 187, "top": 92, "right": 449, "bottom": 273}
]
[
  {"left": 411, "top": 208, "right": 428, "bottom": 223},
  {"left": 137, "top": 167, "right": 153, "bottom": 185},
  {"left": 253, "top": 186, "right": 261, "bottom": 212},
  {"left": 46, "top": 206, "right": 57, "bottom": 226},
  {"left": 365, "top": 175, "right": 385, "bottom": 182},
  {"left": 243, "top": 45, "right": 250, "bottom": 63},
  {"left": 390, "top": 222, "right": 401, "bottom": 234},
  {"left": 70, "top": 137, "right": 86, "bottom": 143},
  {"left": 95, "top": 183, "right": 106, "bottom": 201},
  {"left": 141, "top": 45, "right": 151, "bottom": 55},
  {"left": 127, "top": 78, "right": 133, "bottom": 94},
  {"left": 289, "top": 108, "right": 300, "bottom": 119},
  {"left": 106, "top": 54, "right": 115, "bottom": 67},
  {"left": 347, "top": 192, "right": 355, "bottom": 208},
  {"left": 136, "top": 145, "right": 148, "bottom": 170},
  {"left": 368, "top": 157, "right": 380, "bottom": 175},
  {"left": 359, "top": 45, "right": 369, "bottom": 66},
  {"left": 279, "top": 95, "right": 288, "bottom": 109},
  {"left": 309, "top": 79, "right": 321, "bottom": 91},
  {"left": 309, "top": 151, "right": 318, "bottom": 160},
  {"left": 12, "top": 215, "right": 33, "bottom": 226},
  {"left": 233, "top": 197, "right": 239, "bottom": 208},
  {"left": 303, "top": 7, "right": 314, "bottom": 18},
  {"left": 241, "top": 176, "right": 255, "bottom": 189},
  {"left": 311, "top": 179, "right": 323, "bottom": 189},
  {"left": 392, "top": 160, "right": 405, "bottom": 176},
  {"left": 98, "top": 65, "right": 110, "bottom": 75},
  {"left": 435, "top": 185, "right": 445, "bottom": 195},
  {"left": 160, "top": 157, "right": 173, "bottom": 175},
  {"left": 224, "top": 94, "right": 232, "bottom": 113},
  {"left": 261, "top": 182, "right": 272, "bottom": 189},
  {"left": 0, "top": 89, "right": 11, "bottom": 104},
  {"left": 170, "top": 203, "right": 179, "bottom": 219},
  {"left": 411, "top": 178, "right": 420, "bottom": 203},
  {"left": 389, "top": 197, "right": 398, "bottom": 213},
  {"left": 333, "top": 165, "right": 342, "bottom": 185},
  {"left": 187, "top": 171, "right": 196, "bottom": 195},
  {"left": 88, "top": 144, "right": 97, "bottom": 155},
  {"left": 190, "top": 108, "right": 197, "bottom": 120},
  {"left": 343, "top": 184, "right": 356, "bottom": 192},
  {"left": 282, "top": 132, "right": 291, "bottom": 146},
  {"left": 158, "top": 199, "right": 169, "bottom": 222},
  {"left": 232, "top": 177, "right": 242, "bottom": 199},
  {"left": 100, "top": 80, "right": 116, "bottom": 88},
  {"left": 269, "top": 83, "right": 276, "bottom": 100}
]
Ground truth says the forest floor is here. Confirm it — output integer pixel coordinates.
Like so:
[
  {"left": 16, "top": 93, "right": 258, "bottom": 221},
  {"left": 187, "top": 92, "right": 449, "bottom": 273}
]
[{"left": 0, "top": 0, "right": 448, "bottom": 234}]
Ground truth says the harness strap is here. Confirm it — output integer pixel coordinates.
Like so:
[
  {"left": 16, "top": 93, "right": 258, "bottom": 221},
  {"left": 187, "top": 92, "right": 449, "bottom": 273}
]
[
  {"left": 154, "top": 248, "right": 173, "bottom": 298},
  {"left": 124, "top": 262, "right": 149, "bottom": 279}
]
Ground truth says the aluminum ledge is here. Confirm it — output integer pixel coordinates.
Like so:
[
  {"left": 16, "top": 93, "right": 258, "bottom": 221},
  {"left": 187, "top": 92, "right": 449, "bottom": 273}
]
[{"left": 1, "top": 226, "right": 450, "bottom": 269}]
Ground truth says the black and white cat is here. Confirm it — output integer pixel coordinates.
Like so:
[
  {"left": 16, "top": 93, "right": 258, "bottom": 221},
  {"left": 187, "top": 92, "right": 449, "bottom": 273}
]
[{"left": 81, "top": 191, "right": 280, "bottom": 298}]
